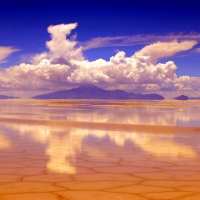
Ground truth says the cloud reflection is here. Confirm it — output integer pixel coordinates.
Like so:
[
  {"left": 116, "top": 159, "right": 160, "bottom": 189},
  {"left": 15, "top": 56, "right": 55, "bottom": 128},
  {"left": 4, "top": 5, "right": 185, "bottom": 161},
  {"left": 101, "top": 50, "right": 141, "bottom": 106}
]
[
  {"left": 0, "top": 134, "right": 11, "bottom": 149},
  {"left": 131, "top": 133, "right": 196, "bottom": 158},
  {"left": 2, "top": 122, "right": 197, "bottom": 174}
]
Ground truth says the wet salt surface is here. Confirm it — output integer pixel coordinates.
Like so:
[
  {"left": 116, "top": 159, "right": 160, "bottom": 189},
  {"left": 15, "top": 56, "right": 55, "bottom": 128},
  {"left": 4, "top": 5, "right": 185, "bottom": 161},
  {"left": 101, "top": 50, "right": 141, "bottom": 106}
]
[
  {"left": 1, "top": 99, "right": 200, "bottom": 127},
  {"left": 0, "top": 100, "right": 200, "bottom": 200}
]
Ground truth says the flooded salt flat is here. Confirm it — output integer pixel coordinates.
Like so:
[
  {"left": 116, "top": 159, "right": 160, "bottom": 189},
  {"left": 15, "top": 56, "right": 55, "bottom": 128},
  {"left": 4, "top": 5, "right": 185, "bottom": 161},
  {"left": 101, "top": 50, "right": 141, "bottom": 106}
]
[
  {"left": 1, "top": 99, "right": 200, "bottom": 127},
  {"left": 0, "top": 99, "right": 200, "bottom": 200}
]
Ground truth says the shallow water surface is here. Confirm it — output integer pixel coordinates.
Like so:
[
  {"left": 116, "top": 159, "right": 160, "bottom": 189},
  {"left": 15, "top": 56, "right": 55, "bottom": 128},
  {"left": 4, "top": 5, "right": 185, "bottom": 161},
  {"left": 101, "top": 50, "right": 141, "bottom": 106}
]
[
  {"left": 1, "top": 99, "right": 200, "bottom": 126},
  {"left": 0, "top": 99, "right": 200, "bottom": 200}
]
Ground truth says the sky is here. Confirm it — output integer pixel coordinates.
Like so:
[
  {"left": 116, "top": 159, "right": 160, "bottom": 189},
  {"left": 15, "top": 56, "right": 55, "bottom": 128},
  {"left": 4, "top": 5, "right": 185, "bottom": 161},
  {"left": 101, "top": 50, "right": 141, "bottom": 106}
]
[{"left": 0, "top": 0, "right": 200, "bottom": 98}]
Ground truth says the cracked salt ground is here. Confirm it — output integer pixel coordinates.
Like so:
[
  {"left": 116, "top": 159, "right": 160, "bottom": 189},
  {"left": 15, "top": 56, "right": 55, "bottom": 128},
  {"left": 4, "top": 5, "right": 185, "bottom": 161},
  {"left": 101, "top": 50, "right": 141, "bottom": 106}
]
[{"left": 0, "top": 100, "right": 200, "bottom": 200}]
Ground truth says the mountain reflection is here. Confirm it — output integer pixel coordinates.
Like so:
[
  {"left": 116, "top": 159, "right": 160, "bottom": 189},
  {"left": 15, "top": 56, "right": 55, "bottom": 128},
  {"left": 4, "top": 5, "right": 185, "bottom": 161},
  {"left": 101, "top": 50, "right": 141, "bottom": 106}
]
[{"left": 2, "top": 122, "right": 197, "bottom": 174}]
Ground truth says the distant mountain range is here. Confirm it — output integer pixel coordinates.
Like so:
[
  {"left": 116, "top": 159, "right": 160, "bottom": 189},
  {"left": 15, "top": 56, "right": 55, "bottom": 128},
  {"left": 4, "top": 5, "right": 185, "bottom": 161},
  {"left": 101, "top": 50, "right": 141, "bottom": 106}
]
[
  {"left": 0, "top": 95, "right": 16, "bottom": 99},
  {"left": 32, "top": 84, "right": 164, "bottom": 100}
]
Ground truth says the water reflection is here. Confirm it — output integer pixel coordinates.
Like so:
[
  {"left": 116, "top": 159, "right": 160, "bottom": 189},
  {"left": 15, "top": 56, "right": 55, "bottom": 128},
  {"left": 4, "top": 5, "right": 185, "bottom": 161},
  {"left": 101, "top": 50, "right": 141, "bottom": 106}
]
[
  {"left": 1, "top": 122, "right": 197, "bottom": 174},
  {"left": 46, "top": 134, "right": 78, "bottom": 174},
  {"left": 1, "top": 100, "right": 200, "bottom": 127},
  {"left": 0, "top": 134, "right": 11, "bottom": 149},
  {"left": 131, "top": 133, "right": 196, "bottom": 158},
  {"left": 0, "top": 100, "right": 200, "bottom": 174}
]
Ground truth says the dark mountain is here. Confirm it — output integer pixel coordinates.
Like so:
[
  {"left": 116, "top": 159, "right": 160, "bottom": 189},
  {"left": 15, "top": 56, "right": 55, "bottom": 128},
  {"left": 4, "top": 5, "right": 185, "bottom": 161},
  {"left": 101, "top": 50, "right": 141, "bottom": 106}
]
[
  {"left": 174, "top": 95, "right": 188, "bottom": 100},
  {"left": 0, "top": 95, "right": 16, "bottom": 99},
  {"left": 32, "top": 84, "right": 164, "bottom": 100}
]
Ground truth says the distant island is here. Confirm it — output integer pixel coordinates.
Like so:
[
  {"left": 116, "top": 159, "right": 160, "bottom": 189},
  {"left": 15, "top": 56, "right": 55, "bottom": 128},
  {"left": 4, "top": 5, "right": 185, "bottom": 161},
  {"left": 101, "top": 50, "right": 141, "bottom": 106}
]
[
  {"left": 32, "top": 84, "right": 164, "bottom": 100},
  {"left": 174, "top": 95, "right": 189, "bottom": 100},
  {"left": 0, "top": 95, "right": 16, "bottom": 99}
]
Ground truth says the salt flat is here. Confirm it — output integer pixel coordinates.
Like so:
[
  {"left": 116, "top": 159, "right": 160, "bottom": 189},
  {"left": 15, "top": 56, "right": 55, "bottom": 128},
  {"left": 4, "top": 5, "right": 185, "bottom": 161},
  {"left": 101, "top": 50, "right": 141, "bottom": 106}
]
[{"left": 0, "top": 99, "right": 200, "bottom": 200}]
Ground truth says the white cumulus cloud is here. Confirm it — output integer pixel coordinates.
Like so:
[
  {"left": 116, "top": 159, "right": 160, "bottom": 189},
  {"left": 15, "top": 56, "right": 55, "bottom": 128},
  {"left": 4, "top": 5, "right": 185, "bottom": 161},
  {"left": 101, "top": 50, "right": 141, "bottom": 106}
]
[
  {"left": 68, "top": 51, "right": 178, "bottom": 87},
  {"left": 31, "top": 23, "right": 83, "bottom": 64},
  {"left": 0, "top": 23, "right": 200, "bottom": 98}
]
